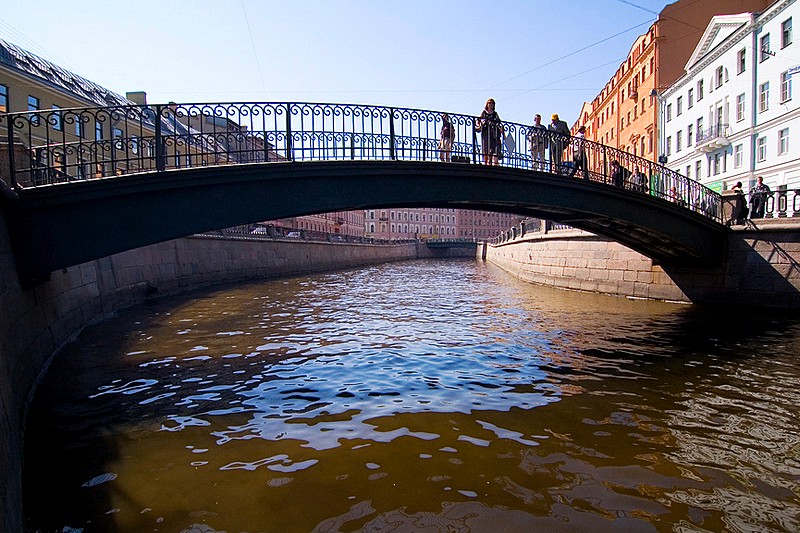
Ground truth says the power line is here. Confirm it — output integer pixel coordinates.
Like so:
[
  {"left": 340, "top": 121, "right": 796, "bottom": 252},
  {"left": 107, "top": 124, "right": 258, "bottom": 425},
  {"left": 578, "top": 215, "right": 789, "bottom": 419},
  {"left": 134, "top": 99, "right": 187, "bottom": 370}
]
[
  {"left": 0, "top": 17, "right": 77, "bottom": 72},
  {"left": 504, "top": 57, "right": 627, "bottom": 103},
  {"left": 613, "top": 0, "right": 660, "bottom": 16},
  {"left": 486, "top": 19, "right": 654, "bottom": 91},
  {"left": 240, "top": 0, "right": 268, "bottom": 97}
]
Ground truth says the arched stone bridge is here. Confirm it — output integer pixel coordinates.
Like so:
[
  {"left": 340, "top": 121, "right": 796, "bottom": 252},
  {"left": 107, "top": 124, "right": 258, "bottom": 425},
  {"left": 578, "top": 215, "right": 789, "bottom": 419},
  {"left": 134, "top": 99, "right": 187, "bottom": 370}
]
[{"left": 1, "top": 102, "right": 728, "bottom": 283}]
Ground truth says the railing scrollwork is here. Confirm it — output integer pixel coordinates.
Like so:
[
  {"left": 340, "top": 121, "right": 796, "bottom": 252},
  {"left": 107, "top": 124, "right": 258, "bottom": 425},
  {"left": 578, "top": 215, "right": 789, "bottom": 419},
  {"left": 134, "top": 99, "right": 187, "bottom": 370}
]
[{"left": 3, "top": 101, "right": 723, "bottom": 223}]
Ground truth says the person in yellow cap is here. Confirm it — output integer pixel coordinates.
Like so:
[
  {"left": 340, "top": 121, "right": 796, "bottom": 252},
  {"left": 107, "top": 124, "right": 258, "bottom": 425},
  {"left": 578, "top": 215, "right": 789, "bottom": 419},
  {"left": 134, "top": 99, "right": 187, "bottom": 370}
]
[{"left": 548, "top": 113, "right": 570, "bottom": 174}]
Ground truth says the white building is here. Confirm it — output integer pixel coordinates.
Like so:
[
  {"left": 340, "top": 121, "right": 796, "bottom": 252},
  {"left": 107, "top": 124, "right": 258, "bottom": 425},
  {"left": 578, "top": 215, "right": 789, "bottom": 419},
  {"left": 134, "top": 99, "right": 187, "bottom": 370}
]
[{"left": 660, "top": 0, "right": 799, "bottom": 197}]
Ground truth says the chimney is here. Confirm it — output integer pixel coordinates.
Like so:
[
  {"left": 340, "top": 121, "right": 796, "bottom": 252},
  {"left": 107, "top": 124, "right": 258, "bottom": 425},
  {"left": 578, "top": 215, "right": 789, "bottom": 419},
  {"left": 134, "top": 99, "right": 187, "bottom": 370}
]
[{"left": 126, "top": 91, "right": 147, "bottom": 105}]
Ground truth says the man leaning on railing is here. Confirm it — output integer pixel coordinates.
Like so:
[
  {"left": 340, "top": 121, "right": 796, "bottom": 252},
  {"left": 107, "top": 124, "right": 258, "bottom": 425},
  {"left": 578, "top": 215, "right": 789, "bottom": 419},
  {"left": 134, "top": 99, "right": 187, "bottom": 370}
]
[{"left": 749, "top": 176, "right": 771, "bottom": 218}]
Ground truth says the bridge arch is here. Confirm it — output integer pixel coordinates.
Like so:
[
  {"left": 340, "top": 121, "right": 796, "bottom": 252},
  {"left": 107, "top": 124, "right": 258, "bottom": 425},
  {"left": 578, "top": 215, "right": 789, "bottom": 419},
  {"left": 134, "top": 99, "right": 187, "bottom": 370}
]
[{"left": 1, "top": 102, "right": 728, "bottom": 282}]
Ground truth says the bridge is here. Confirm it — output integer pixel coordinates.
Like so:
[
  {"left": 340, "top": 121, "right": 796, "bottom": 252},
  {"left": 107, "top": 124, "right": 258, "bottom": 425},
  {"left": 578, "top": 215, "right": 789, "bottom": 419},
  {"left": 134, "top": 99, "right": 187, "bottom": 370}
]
[{"left": 1, "top": 101, "right": 729, "bottom": 283}]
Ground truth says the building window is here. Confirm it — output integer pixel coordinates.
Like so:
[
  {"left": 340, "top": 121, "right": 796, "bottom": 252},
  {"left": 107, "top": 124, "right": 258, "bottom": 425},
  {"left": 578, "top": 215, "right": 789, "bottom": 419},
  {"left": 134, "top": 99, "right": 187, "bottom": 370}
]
[
  {"left": 687, "top": 124, "right": 693, "bottom": 146},
  {"left": 782, "top": 18, "right": 793, "bottom": 48},
  {"left": 95, "top": 122, "right": 104, "bottom": 141},
  {"left": 760, "top": 82, "right": 770, "bottom": 112},
  {"left": 781, "top": 71, "right": 792, "bottom": 102},
  {"left": 666, "top": 103, "right": 672, "bottom": 122},
  {"left": 757, "top": 136, "right": 767, "bottom": 161},
  {"left": 0, "top": 84, "right": 7, "bottom": 113},
  {"left": 686, "top": 165, "right": 691, "bottom": 179},
  {"left": 779, "top": 128, "right": 789, "bottom": 155},
  {"left": 648, "top": 131, "right": 653, "bottom": 152},
  {"left": 734, "top": 144, "right": 743, "bottom": 168},
  {"left": 761, "top": 34, "right": 771, "bottom": 61},
  {"left": 666, "top": 136, "right": 672, "bottom": 156},
  {"left": 696, "top": 160, "right": 702, "bottom": 179},
  {"left": 737, "top": 48, "right": 746, "bottom": 74},
  {"left": 28, "top": 95, "right": 40, "bottom": 125},
  {"left": 677, "top": 130, "right": 683, "bottom": 152},
  {"left": 113, "top": 127, "right": 124, "bottom": 150},
  {"left": 713, "top": 153, "right": 721, "bottom": 175},
  {"left": 75, "top": 116, "right": 84, "bottom": 138},
  {"left": 697, "top": 117, "right": 704, "bottom": 139},
  {"left": 736, "top": 93, "right": 746, "bottom": 121},
  {"left": 697, "top": 79, "right": 704, "bottom": 101},
  {"left": 688, "top": 88, "right": 694, "bottom": 108},
  {"left": 52, "top": 105, "right": 62, "bottom": 131},
  {"left": 715, "top": 66, "right": 724, "bottom": 88},
  {"left": 677, "top": 96, "right": 683, "bottom": 115}
]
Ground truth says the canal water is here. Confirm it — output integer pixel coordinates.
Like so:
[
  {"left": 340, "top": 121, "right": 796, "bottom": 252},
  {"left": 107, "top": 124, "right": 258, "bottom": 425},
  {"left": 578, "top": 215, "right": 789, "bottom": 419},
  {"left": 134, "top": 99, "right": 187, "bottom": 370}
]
[{"left": 23, "top": 259, "right": 800, "bottom": 533}]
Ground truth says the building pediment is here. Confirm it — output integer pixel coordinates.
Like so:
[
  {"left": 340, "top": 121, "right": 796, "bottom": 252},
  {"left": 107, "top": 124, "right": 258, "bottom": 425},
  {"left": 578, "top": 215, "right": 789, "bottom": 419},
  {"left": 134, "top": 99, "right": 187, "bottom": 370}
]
[{"left": 685, "top": 14, "right": 753, "bottom": 70}]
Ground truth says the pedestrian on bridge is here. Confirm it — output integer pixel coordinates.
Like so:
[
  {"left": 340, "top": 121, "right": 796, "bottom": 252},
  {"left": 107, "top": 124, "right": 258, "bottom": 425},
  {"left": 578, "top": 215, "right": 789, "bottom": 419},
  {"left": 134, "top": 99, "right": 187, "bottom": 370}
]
[
  {"left": 630, "top": 166, "right": 648, "bottom": 193},
  {"left": 439, "top": 113, "right": 456, "bottom": 162},
  {"left": 569, "top": 126, "right": 589, "bottom": 180},
  {"left": 527, "top": 114, "right": 548, "bottom": 171},
  {"left": 548, "top": 113, "right": 570, "bottom": 174},
  {"left": 476, "top": 98, "right": 503, "bottom": 166},
  {"left": 611, "top": 160, "right": 628, "bottom": 188}
]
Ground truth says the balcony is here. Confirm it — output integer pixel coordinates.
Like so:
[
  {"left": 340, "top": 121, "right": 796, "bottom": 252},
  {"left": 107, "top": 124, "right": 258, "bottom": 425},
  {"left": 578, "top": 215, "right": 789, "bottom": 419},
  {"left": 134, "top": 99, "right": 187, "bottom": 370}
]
[{"left": 695, "top": 123, "right": 730, "bottom": 152}]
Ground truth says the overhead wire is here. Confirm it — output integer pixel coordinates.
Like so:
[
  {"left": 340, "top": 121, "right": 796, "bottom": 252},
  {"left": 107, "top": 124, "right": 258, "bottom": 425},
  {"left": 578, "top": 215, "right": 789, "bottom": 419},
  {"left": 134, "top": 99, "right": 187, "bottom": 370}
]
[{"left": 240, "top": 0, "right": 268, "bottom": 97}]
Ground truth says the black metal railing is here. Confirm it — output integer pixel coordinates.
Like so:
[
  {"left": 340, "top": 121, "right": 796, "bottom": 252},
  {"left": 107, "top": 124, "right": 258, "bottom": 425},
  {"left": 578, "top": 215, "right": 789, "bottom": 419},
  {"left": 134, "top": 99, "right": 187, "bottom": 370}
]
[
  {"left": 2, "top": 101, "right": 722, "bottom": 222},
  {"left": 696, "top": 123, "right": 730, "bottom": 145}
]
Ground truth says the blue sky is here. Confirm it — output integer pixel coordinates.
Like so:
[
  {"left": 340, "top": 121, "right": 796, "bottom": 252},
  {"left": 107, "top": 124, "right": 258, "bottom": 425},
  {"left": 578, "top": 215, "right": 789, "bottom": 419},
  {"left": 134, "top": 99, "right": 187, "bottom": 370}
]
[{"left": 0, "top": 0, "right": 670, "bottom": 126}]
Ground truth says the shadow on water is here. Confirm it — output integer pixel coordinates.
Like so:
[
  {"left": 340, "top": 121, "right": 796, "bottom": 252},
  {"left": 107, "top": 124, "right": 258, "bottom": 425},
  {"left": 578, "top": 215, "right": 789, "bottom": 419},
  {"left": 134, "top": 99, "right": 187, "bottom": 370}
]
[{"left": 22, "top": 259, "right": 800, "bottom": 532}]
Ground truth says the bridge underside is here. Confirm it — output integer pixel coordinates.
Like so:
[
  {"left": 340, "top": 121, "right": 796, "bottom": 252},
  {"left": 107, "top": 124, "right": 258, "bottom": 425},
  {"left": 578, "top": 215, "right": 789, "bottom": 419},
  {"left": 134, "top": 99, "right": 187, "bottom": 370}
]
[{"left": 3, "top": 161, "right": 728, "bottom": 283}]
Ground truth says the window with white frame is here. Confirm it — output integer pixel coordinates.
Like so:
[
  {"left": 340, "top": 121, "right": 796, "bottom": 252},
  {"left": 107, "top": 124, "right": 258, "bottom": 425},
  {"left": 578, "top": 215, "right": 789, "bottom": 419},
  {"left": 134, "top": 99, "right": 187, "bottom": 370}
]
[
  {"left": 677, "top": 130, "right": 683, "bottom": 152},
  {"left": 760, "top": 82, "right": 770, "bottom": 112},
  {"left": 715, "top": 66, "right": 724, "bottom": 88},
  {"left": 713, "top": 153, "right": 721, "bottom": 175},
  {"left": 737, "top": 93, "right": 746, "bottom": 121},
  {"left": 688, "top": 124, "right": 693, "bottom": 146},
  {"left": 688, "top": 88, "right": 694, "bottom": 108},
  {"left": 666, "top": 103, "right": 672, "bottom": 121},
  {"left": 734, "top": 144, "right": 743, "bottom": 168},
  {"left": 781, "top": 71, "right": 792, "bottom": 102},
  {"left": 697, "top": 117, "right": 704, "bottom": 139},
  {"left": 686, "top": 165, "right": 691, "bottom": 179},
  {"left": 697, "top": 79, "right": 704, "bottom": 101},
  {"left": 737, "top": 48, "right": 746, "bottom": 74},
  {"left": 696, "top": 160, "right": 702, "bottom": 179},
  {"left": 779, "top": 128, "right": 789, "bottom": 154},
  {"left": 761, "top": 33, "right": 771, "bottom": 61},
  {"left": 677, "top": 96, "right": 683, "bottom": 115},
  {"left": 666, "top": 136, "right": 672, "bottom": 156},
  {"left": 757, "top": 136, "right": 767, "bottom": 161},
  {"left": 782, "top": 17, "right": 793, "bottom": 48}
]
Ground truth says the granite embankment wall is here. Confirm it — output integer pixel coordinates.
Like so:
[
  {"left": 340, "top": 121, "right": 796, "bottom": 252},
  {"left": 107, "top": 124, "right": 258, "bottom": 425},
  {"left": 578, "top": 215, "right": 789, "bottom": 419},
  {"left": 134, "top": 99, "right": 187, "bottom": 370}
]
[
  {"left": 0, "top": 212, "right": 462, "bottom": 532},
  {"left": 482, "top": 221, "right": 800, "bottom": 308}
]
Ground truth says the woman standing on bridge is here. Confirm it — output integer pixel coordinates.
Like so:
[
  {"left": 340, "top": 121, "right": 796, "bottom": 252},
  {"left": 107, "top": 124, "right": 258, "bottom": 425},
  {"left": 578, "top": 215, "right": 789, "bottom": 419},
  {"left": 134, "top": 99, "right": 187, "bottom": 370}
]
[{"left": 475, "top": 98, "right": 503, "bottom": 166}]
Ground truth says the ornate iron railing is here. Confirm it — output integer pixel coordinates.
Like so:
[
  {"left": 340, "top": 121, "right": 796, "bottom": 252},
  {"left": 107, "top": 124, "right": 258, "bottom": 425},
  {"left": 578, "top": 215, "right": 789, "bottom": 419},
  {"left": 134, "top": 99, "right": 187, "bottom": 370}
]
[{"left": 2, "top": 101, "right": 722, "bottom": 222}]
